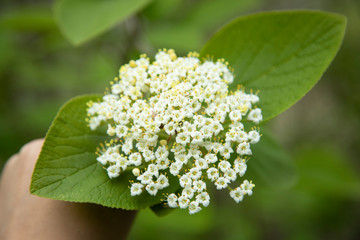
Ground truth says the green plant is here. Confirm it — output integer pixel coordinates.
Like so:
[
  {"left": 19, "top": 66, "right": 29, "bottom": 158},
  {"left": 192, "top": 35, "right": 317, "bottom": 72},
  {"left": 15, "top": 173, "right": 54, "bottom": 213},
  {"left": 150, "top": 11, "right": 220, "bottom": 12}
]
[{"left": 30, "top": 9, "right": 346, "bottom": 215}]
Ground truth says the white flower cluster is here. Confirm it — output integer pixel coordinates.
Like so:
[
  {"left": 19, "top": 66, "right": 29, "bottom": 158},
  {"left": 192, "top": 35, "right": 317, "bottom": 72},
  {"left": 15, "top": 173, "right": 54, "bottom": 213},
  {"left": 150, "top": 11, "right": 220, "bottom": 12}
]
[{"left": 87, "top": 49, "right": 261, "bottom": 214}]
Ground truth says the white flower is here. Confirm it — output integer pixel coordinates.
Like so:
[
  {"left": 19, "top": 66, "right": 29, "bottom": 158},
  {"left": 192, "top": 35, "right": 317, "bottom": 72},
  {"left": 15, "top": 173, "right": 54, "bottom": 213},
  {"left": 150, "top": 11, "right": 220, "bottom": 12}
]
[
  {"left": 218, "top": 161, "right": 231, "bottom": 172},
  {"left": 179, "top": 174, "right": 192, "bottom": 188},
  {"left": 191, "top": 131, "right": 203, "bottom": 144},
  {"left": 248, "top": 130, "right": 260, "bottom": 144},
  {"left": 164, "top": 122, "right": 177, "bottom": 135},
  {"left": 230, "top": 187, "right": 245, "bottom": 203},
  {"left": 171, "top": 143, "right": 186, "bottom": 154},
  {"left": 224, "top": 169, "right": 237, "bottom": 182},
  {"left": 122, "top": 142, "right": 133, "bottom": 155},
  {"left": 169, "top": 161, "right": 183, "bottom": 176},
  {"left": 107, "top": 165, "right": 120, "bottom": 178},
  {"left": 174, "top": 153, "right": 189, "bottom": 164},
  {"left": 87, "top": 49, "right": 263, "bottom": 215},
  {"left": 207, "top": 167, "right": 219, "bottom": 182},
  {"left": 182, "top": 185, "right": 195, "bottom": 199},
  {"left": 143, "top": 150, "right": 155, "bottom": 162},
  {"left": 195, "top": 158, "right": 208, "bottom": 170},
  {"left": 193, "top": 180, "right": 206, "bottom": 192},
  {"left": 237, "top": 142, "right": 252, "bottom": 155},
  {"left": 128, "top": 152, "right": 142, "bottom": 166},
  {"left": 196, "top": 192, "right": 210, "bottom": 207},
  {"left": 188, "top": 167, "right": 202, "bottom": 180},
  {"left": 155, "top": 145, "right": 169, "bottom": 159},
  {"left": 156, "top": 174, "right": 169, "bottom": 189},
  {"left": 215, "top": 177, "right": 230, "bottom": 190},
  {"left": 156, "top": 158, "right": 170, "bottom": 170},
  {"left": 178, "top": 196, "right": 190, "bottom": 209},
  {"left": 146, "top": 164, "right": 159, "bottom": 178},
  {"left": 97, "top": 154, "right": 108, "bottom": 165},
  {"left": 167, "top": 193, "right": 178, "bottom": 208},
  {"left": 234, "top": 158, "right": 247, "bottom": 177},
  {"left": 137, "top": 172, "right": 152, "bottom": 185},
  {"left": 130, "top": 183, "right": 143, "bottom": 196},
  {"left": 237, "top": 131, "right": 248, "bottom": 143},
  {"left": 241, "top": 180, "right": 255, "bottom": 196},
  {"left": 118, "top": 156, "right": 128, "bottom": 170},
  {"left": 115, "top": 125, "right": 128, "bottom": 138},
  {"left": 247, "top": 108, "right": 263, "bottom": 124},
  {"left": 220, "top": 143, "right": 234, "bottom": 159},
  {"left": 204, "top": 153, "right": 217, "bottom": 164},
  {"left": 229, "top": 110, "right": 242, "bottom": 122},
  {"left": 146, "top": 182, "right": 159, "bottom": 196},
  {"left": 188, "top": 201, "right": 201, "bottom": 214},
  {"left": 176, "top": 132, "right": 190, "bottom": 146}
]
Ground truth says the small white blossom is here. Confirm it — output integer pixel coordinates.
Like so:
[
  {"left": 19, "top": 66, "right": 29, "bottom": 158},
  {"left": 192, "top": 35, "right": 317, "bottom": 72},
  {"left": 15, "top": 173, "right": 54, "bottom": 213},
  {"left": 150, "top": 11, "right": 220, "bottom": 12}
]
[
  {"left": 107, "top": 165, "right": 120, "bottom": 178},
  {"left": 224, "top": 169, "right": 237, "bottom": 182},
  {"left": 146, "top": 164, "right": 159, "bottom": 178},
  {"left": 248, "top": 130, "right": 261, "bottom": 144},
  {"left": 193, "top": 180, "right": 206, "bottom": 192},
  {"left": 247, "top": 108, "right": 263, "bottom": 124},
  {"left": 215, "top": 177, "right": 230, "bottom": 190},
  {"left": 237, "top": 142, "right": 252, "bottom": 155},
  {"left": 188, "top": 201, "right": 201, "bottom": 214},
  {"left": 130, "top": 183, "right": 143, "bottom": 196},
  {"left": 195, "top": 158, "right": 208, "bottom": 170},
  {"left": 155, "top": 146, "right": 169, "bottom": 159},
  {"left": 167, "top": 193, "right": 178, "bottom": 208},
  {"left": 234, "top": 158, "right": 247, "bottom": 177},
  {"left": 241, "top": 180, "right": 255, "bottom": 196},
  {"left": 146, "top": 182, "right": 159, "bottom": 196},
  {"left": 188, "top": 167, "right": 202, "bottom": 180},
  {"left": 115, "top": 125, "right": 128, "bottom": 138},
  {"left": 169, "top": 161, "right": 183, "bottom": 176},
  {"left": 156, "top": 158, "right": 170, "bottom": 170},
  {"left": 137, "top": 172, "right": 152, "bottom": 185},
  {"left": 128, "top": 152, "right": 142, "bottom": 166},
  {"left": 143, "top": 150, "right": 155, "bottom": 162},
  {"left": 176, "top": 132, "right": 190, "bottom": 146},
  {"left": 97, "top": 154, "right": 108, "bottom": 165},
  {"left": 196, "top": 192, "right": 210, "bottom": 207},
  {"left": 218, "top": 161, "right": 231, "bottom": 172},
  {"left": 175, "top": 154, "right": 189, "bottom": 164},
  {"left": 164, "top": 122, "right": 177, "bottom": 135},
  {"left": 207, "top": 168, "right": 219, "bottom": 182},
  {"left": 156, "top": 174, "right": 169, "bottom": 189},
  {"left": 182, "top": 185, "right": 195, "bottom": 199},
  {"left": 229, "top": 110, "right": 242, "bottom": 122},
  {"left": 204, "top": 153, "right": 217, "bottom": 164},
  {"left": 220, "top": 143, "right": 234, "bottom": 159},
  {"left": 178, "top": 196, "right": 190, "bottom": 209},
  {"left": 230, "top": 187, "right": 245, "bottom": 203},
  {"left": 179, "top": 174, "right": 192, "bottom": 188}
]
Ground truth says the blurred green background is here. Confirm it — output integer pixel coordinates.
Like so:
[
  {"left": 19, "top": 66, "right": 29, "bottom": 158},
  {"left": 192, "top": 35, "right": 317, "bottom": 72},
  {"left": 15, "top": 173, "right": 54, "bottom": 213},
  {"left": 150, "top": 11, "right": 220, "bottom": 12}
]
[{"left": 1, "top": 0, "right": 359, "bottom": 239}]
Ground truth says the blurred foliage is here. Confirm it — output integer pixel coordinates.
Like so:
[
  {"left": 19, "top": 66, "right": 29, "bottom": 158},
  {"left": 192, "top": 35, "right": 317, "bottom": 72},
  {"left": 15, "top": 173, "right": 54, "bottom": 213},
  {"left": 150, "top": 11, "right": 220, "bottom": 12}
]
[
  {"left": 54, "top": 0, "right": 152, "bottom": 45},
  {"left": 129, "top": 146, "right": 360, "bottom": 240},
  {"left": 0, "top": 0, "right": 359, "bottom": 239}
]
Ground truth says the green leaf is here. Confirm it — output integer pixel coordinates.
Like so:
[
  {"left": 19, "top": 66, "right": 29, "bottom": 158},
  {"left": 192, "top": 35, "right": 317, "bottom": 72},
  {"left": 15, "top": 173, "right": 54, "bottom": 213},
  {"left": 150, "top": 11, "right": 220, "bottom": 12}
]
[
  {"left": 30, "top": 95, "right": 179, "bottom": 209},
  {"left": 247, "top": 130, "right": 297, "bottom": 189},
  {"left": 54, "top": 0, "right": 151, "bottom": 45},
  {"left": 0, "top": 6, "right": 56, "bottom": 32},
  {"left": 201, "top": 10, "right": 346, "bottom": 121},
  {"left": 147, "top": 0, "right": 260, "bottom": 52},
  {"left": 296, "top": 146, "right": 360, "bottom": 198}
]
